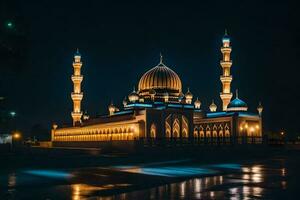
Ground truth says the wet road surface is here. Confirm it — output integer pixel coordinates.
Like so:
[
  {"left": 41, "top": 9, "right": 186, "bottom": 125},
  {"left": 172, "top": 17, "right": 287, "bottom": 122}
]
[{"left": 1, "top": 155, "right": 298, "bottom": 200}]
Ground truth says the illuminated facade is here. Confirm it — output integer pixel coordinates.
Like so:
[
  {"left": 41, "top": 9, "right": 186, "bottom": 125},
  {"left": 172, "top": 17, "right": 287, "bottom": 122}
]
[{"left": 52, "top": 32, "right": 263, "bottom": 148}]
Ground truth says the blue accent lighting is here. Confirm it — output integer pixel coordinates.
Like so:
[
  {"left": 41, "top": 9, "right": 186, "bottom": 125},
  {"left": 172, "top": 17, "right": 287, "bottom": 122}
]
[{"left": 24, "top": 170, "right": 73, "bottom": 179}]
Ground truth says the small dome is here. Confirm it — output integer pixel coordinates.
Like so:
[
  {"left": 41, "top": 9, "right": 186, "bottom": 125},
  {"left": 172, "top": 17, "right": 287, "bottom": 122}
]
[
  {"left": 227, "top": 90, "right": 248, "bottom": 112},
  {"left": 227, "top": 98, "right": 247, "bottom": 111},
  {"left": 209, "top": 100, "right": 217, "bottom": 112},
  {"left": 52, "top": 123, "right": 58, "bottom": 129},
  {"left": 185, "top": 88, "right": 193, "bottom": 104},
  {"left": 194, "top": 97, "right": 201, "bottom": 109},
  {"left": 257, "top": 102, "right": 263, "bottom": 115},
  {"left": 185, "top": 88, "right": 193, "bottom": 99},
  {"left": 128, "top": 87, "right": 139, "bottom": 103},
  {"left": 83, "top": 111, "right": 89, "bottom": 120},
  {"left": 257, "top": 102, "right": 263, "bottom": 110},
  {"left": 108, "top": 103, "right": 119, "bottom": 115}
]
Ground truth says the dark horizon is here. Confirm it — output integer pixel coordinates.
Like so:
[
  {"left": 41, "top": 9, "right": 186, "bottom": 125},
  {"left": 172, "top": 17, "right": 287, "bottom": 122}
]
[{"left": 1, "top": 1, "right": 299, "bottom": 137}]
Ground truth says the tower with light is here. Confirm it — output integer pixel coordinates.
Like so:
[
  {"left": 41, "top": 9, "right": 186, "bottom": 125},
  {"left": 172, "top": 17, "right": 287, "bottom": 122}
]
[
  {"left": 220, "top": 30, "right": 233, "bottom": 111},
  {"left": 71, "top": 49, "right": 83, "bottom": 126}
]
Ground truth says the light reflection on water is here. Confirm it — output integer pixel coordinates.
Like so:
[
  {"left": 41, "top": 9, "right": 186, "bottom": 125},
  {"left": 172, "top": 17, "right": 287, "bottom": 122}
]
[
  {"left": 2, "top": 161, "right": 291, "bottom": 200},
  {"left": 101, "top": 164, "right": 284, "bottom": 200}
]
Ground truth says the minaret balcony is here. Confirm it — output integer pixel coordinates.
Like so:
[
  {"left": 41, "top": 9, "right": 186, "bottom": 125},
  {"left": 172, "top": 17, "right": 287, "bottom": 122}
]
[
  {"left": 221, "top": 47, "right": 232, "bottom": 53},
  {"left": 220, "top": 92, "right": 233, "bottom": 99},
  {"left": 71, "top": 111, "right": 83, "bottom": 116},
  {"left": 71, "top": 93, "right": 83, "bottom": 100},
  {"left": 71, "top": 75, "right": 83, "bottom": 82},
  {"left": 72, "top": 62, "right": 82, "bottom": 68},
  {"left": 220, "top": 76, "right": 232, "bottom": 82},
  {"left": 220, "top": 61, "right": 232, "bottom": 67}
]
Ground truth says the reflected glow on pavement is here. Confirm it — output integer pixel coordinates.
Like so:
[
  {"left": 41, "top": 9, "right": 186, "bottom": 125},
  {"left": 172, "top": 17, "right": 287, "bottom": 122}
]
[{"left": 24, "top": 170, "right": 73, "bottom": 179}]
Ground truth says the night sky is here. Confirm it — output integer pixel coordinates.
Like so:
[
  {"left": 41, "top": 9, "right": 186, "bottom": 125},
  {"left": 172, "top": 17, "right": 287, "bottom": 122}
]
[{"left": 1, "top": 1, "right": 299, "bottom": 137}]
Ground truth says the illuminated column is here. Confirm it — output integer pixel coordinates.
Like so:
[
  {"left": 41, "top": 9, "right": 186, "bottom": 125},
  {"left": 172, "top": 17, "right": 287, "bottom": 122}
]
[
  {"left": 220, "top": 30, "right": 233, "bottom": 111},
  {"left": 71, "top": 49, "right": 83, "bottom": 126}
]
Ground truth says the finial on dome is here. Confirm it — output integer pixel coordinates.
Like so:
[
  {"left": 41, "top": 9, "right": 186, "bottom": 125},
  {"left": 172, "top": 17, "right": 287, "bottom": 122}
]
[
  {"left": 222, "top": 29, "right": 230, "bottom": 43},
  {"left": 159, "top": 52, "right": 163, "bottom": 64},
  {"left": 74, "top": 48, "right": 81, "bottom": 57},
  {"left": 236, "top": 89, "right": 239, "bottom": 99}
]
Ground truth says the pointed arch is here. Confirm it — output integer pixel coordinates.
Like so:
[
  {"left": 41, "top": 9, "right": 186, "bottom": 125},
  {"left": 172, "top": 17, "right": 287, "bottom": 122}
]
[
  {"left": 165, "top": 114, "right": 172, "bottom": 138},
  {"left": 150, "top": 123, "right": 156, "bottom": 138},
  {"left": 219, "top": 130, "right": 224, "bottom": 137},
  {"left": 206, "top": 125, "right": 211, "bottom": 138},
  {"left": 182, "top": 115, "right": 189, "bottom": 138},
  {"left": 194, "top": 127, "right": 198, "bottom": 138},
  {"left": 213, "top": 124, "right": 218, "bottom": 137},
  {"left": 225, "top": 123, "right": 230, "bottom": 137},
  {"left": 173, "top": 118, "right": 180, "bottom": 138}
]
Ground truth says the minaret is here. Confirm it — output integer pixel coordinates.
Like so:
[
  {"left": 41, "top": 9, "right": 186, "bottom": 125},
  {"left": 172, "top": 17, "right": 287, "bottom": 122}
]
[
  {"left": 71, "top": 49, "right": 83, "bottom": 126},
  {"left": 220, "top": 30, "right": 233, "bottom": 111}
]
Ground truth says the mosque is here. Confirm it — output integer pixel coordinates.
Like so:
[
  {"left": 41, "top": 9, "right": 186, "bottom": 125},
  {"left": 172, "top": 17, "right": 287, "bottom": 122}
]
[{"left": 51, "top": 32, "right": 263, "bottom": 149}]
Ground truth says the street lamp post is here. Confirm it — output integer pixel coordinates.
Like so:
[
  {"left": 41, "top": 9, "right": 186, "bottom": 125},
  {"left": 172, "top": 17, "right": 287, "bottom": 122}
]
[
  {"left": 11, "top": 131, "right": 22, "bottom": 150},
  {"left": 280, "top": 131, "right": 285, "bottom": 144}
]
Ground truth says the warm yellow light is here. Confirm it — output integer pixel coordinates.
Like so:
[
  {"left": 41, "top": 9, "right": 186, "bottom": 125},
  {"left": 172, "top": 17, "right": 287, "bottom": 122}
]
[
  {"left": 256, "top": 125, "right": 259, "bottom": 129},
  {"left": 281, "top": 132, "right": 284, "bottom": 136},
  {"left": 240, "top": 126, "right": 243, "bottom": 131},
  {"left": 13, "top": 132, "right": 21, "bottom": 139},
  {"left": 245, "top": 124, "right": 248, "bottom": 129},
  {"left": 250, "top": 127, "right": 254, "bottom": 132}
]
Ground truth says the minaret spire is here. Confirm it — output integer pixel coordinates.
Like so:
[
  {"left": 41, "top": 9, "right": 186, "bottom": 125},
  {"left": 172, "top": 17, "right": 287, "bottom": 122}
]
[
  {"left": 71, "top": 49, "right": 83, "bottom": 126},
  {"left": 236, "top": 89, "right": 238, "bottom": 99},
  {"left": 220, "top": 31, "right": 233, "bottom": 111}
]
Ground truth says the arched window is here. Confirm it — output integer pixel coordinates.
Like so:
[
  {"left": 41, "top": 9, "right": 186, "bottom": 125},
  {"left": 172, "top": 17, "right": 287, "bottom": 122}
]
[
  {"left": 182, "top": 116, "right": 189, "bottom": 138},
  {"left": 150, "top": 123, "right": 156, "bottom": 138},
  {"left": 218, "top": 125, "right": 224, "bottom": 137},
  {"left": 219, "top": 130, "right": 224, "bottom": 137},
  {"left": 165, "top": 115, "right": 172, "bottom": 138},
  {"left": 206, "top": 126, "right": 211, "bottom": 138},
  {"left": 225, "top": 124, "right": 230, "bottom": 137},
  {"left": 173, "top": 118, "right": 180, "bottom": 138},
  {"left": 200, "top": 130, "right": 205, "bottom": 138},
  {"left": 225, "top": 130, "right": 230, "bottom": 137},
  {"left": 193, "top": 127, "right": 198, "bottom": 138},
  {"left": 213, "top": 125, "right": 218, "bottom": 137},
  {"left": 165, "top": 122, "right": 171, "bottom": 138},
  {"left": 198, "top": 126, "right": 204, "bottom": 138}
]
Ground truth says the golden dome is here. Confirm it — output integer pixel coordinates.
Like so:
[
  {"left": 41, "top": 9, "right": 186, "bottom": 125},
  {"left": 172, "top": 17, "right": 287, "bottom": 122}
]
[
  {"left": 209, "top": 100, "right": 217, "bottom": 112},
  {"left": 128, "top": 87, "right": 139, "bottom": 103},
  {"left": 138, "top": 55, "right": 182, "bottom": 101},
  {"left": 184, "top": 88, "right": 193, "bottom": 104},
  {"left": 194, "top": 97, "right": 201, "bottom": 109}
]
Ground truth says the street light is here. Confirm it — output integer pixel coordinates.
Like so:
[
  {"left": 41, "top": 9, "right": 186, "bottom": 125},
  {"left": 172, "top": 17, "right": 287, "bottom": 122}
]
[
  {"left": 6, "top": 21, "right": 14, "bottom": 29},
  {"left": 10, "top": 111, "right": 16, "bottom": 118},
  {"left": 13, "top": 132, "right": 21, "bottom": 140}
]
